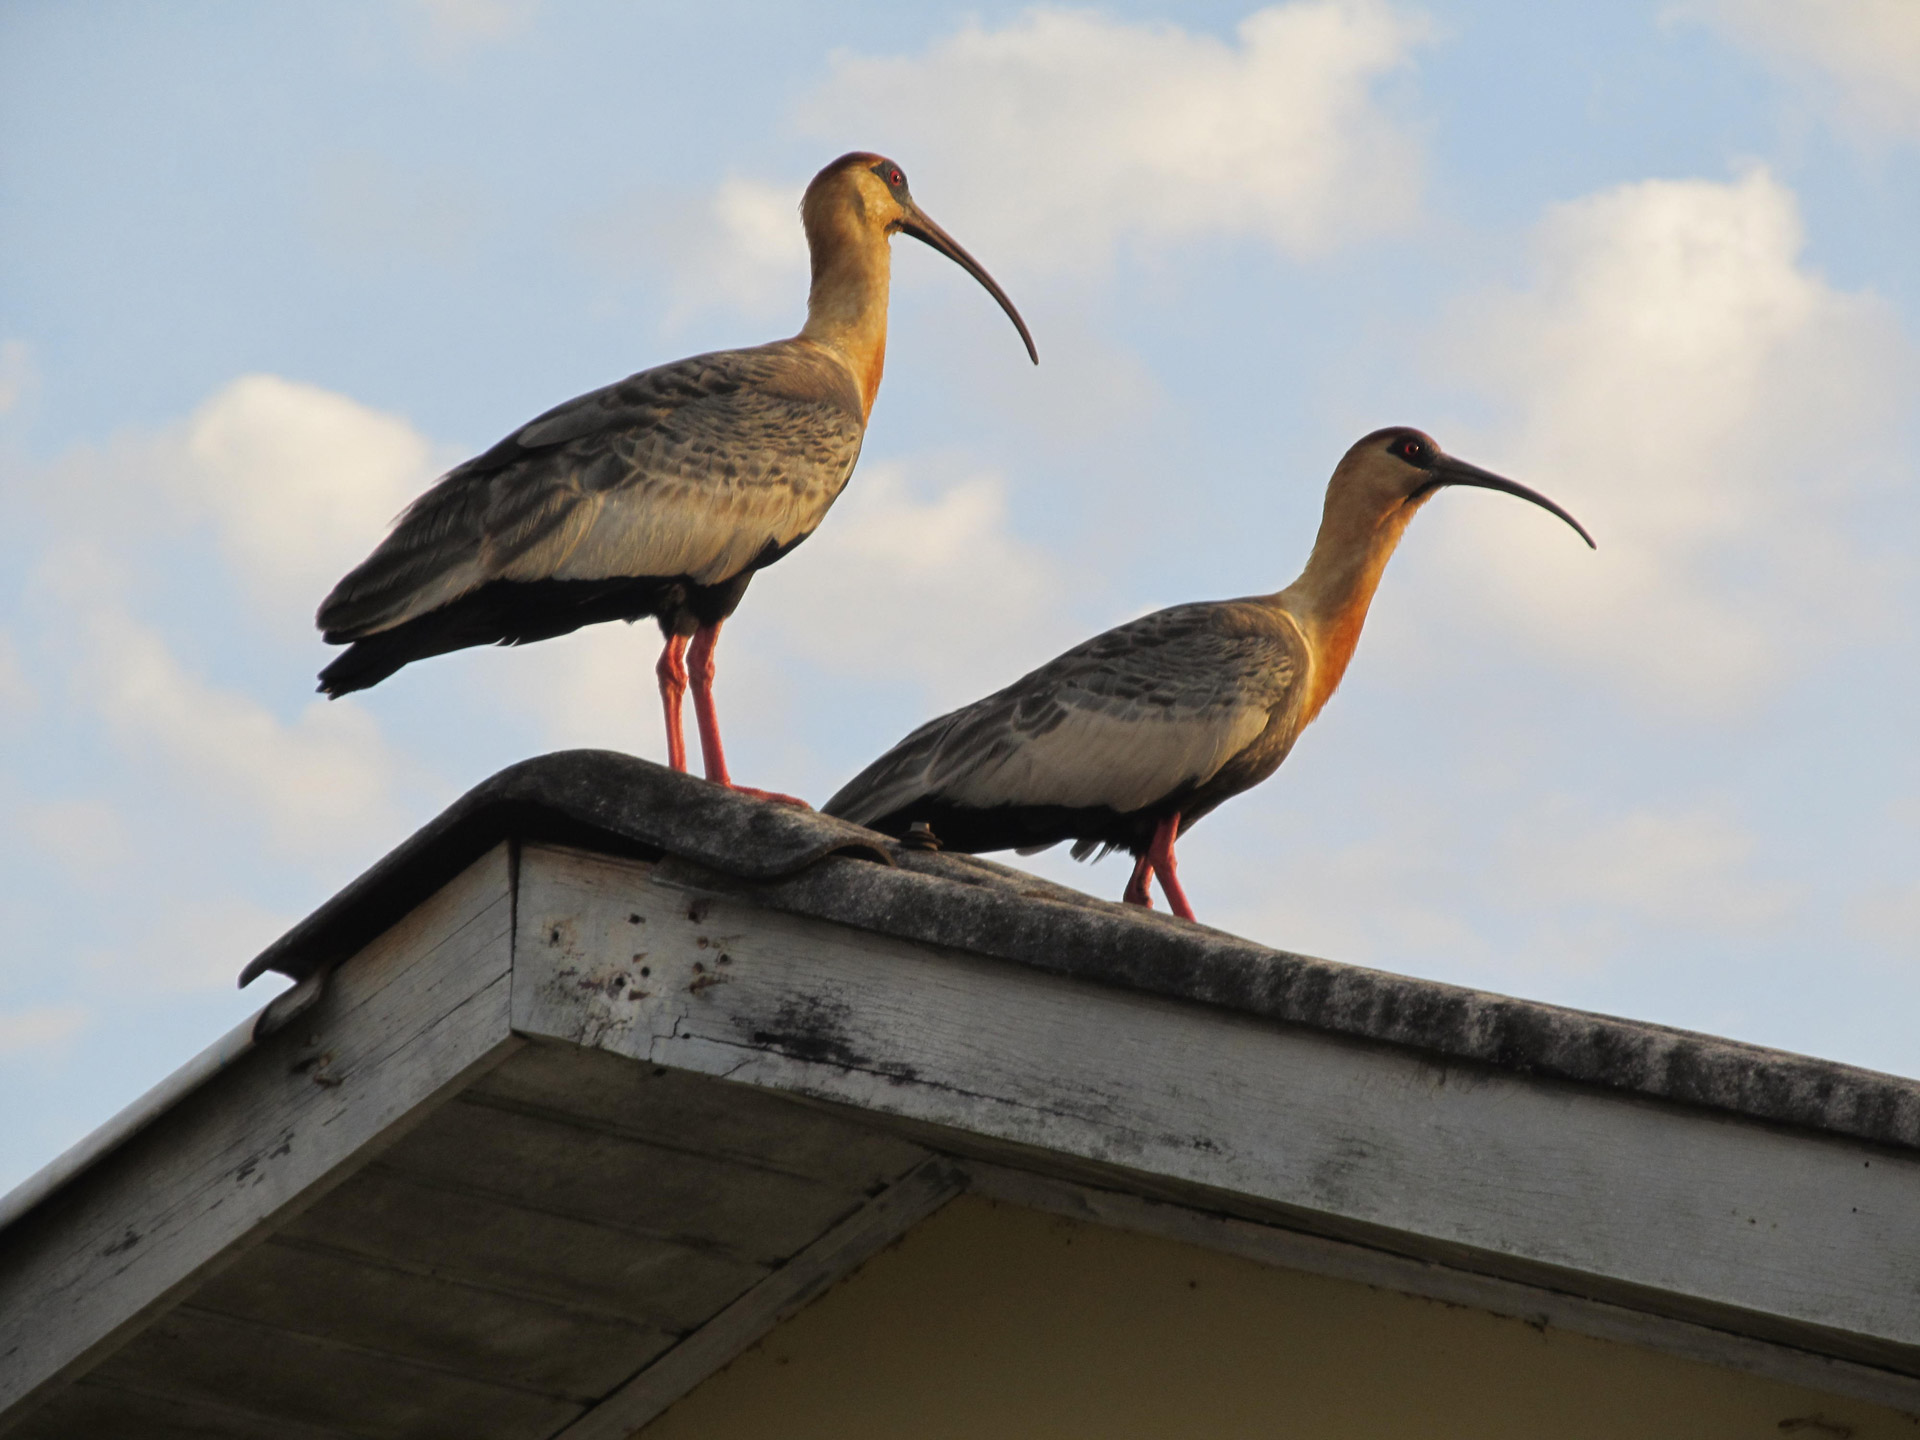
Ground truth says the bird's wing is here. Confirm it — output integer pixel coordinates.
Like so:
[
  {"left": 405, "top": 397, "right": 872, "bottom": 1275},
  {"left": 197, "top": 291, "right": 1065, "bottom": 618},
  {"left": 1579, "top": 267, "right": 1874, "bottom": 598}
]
[
  {"left": 827, "top": 601, "right": 1303, "bottom": 824},
  {"left": 317, "top": 343, "right": 865, "bottom": 639}
]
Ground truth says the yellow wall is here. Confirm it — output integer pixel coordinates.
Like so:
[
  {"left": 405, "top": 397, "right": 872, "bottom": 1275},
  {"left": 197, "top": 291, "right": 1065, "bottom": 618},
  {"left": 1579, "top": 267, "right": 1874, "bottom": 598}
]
[{"left": 642, "top": 1196, "right": 1916, "bottom": 1440}]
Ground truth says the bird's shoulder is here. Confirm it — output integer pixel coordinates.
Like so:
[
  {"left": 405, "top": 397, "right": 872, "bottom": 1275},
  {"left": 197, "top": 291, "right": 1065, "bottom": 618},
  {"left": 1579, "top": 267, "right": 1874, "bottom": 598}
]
[
  {"left": 453, "top": 341, "right": 865, "bottom": 482},
  {"left": 1018, "top": 598, "right": 1304, "bottom": 715}
]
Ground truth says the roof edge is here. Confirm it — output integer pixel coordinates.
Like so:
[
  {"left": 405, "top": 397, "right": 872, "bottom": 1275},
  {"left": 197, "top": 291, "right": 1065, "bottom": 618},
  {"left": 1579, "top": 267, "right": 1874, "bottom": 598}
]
[
  {"left": 237, "top": 750, "right": 1920, "bottom": 1156},
  {"left": 0, "top": 1009, "right": 262, "bottom": 1233},
  {"left": 239, "top": 749, "right": 892, "bottom": 987},
  {"left": 730, "top": 848, "right": 1920, "bottom": 1155}
]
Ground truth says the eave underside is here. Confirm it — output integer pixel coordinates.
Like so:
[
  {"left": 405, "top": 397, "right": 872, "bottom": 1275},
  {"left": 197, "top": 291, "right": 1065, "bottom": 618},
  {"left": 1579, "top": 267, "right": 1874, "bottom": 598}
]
[{"left": 2, "top": 840, "right": 1917, "bottom": 1439}]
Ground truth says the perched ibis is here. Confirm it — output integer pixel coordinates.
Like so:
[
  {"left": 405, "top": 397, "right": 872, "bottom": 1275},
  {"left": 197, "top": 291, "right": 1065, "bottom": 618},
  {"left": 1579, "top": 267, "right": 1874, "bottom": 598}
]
[
  {"left": 825, "top": 428, "right": 1593, "bottom": 918},
  {"left": 315, "top": 152, "right": 1036, "bottom": 801}
]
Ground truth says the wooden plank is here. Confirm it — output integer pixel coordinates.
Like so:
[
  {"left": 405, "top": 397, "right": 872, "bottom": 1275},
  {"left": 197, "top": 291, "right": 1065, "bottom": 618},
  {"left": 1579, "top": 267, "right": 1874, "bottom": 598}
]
[
  {"left": 0, "top": 845, "right": 522, "bottom": 1425},
  {"left": 554, "top": 1157, "right": 966, "bottom": 1440},
  {"left": 964, "top": 1161, "right": 1920, "bottom": 1416},
  {"left": 1, "top": 1376, "right": 367, "bottom": 1440},
  {"left": 474, "top": 1040, "right": 928, "bottom": 1191},
  {"left": 183, "top": 1237, "right": 673, "bottom": 1402},
  {"left": 85, "top": 1307, "right": 579, "bottom": 1440},
  {"left": 372, "top": 1095, "right": 870, "bottom": 1266},
  {"left": 510, "top": 844, "right": 1920, "bottom": 1377},
  {"left": 277, "top": 1165, "right": 768, "bottom": 1331}
]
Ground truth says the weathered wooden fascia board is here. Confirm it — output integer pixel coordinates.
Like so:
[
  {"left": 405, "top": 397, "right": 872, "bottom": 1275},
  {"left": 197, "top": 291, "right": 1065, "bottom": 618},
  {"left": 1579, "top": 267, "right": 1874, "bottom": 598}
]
[
  {"left": 509, "top": 844, "right": 1920, "bottom": 1379},
  {"left": 0, "top": 845, "right": 523, "bottom": 1429},
  {"left": 551, "top": 1158, "right": 965, "bottom": 1440},
  {"left": 963, "top": 1162, "right": 1920, "bottom": 1416},
  {"left": 691, "top": 846, "right": 1920, "bottom": 1155}
]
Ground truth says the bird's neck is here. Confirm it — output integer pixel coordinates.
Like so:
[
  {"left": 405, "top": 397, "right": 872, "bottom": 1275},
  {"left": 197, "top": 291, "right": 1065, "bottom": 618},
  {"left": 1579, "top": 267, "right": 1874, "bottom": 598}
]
[
  {"left": 798, "top": 215, "right": 892, "bottom": 421},
  {"left": 1276, "top": 498, "right": 1419, "bottom": 725}
]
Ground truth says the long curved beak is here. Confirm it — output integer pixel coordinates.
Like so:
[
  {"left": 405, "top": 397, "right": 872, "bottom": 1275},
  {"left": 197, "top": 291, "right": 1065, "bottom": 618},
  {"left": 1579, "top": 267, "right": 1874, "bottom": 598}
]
[
  {"left": 1430, "top": 453, "right": 1596, "bottom": 549},
  {"left": 899, "top": 204, "right": 1039, "bottom": 365}
]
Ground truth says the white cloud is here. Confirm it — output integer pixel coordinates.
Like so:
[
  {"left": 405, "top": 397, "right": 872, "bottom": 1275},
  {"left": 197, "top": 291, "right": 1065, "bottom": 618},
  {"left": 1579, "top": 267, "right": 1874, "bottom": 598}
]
[
  {"left": 673, "top": 179, "right": 809, "bottom": 324},
  {"left": 0, "top": 339, "right": 34, "bottom": 418},
  {"left": 0, "top": 375, "right": 441, "bottom": 1009},
  {"left": 59, "top": 579, "right": 410, "bottom": 860},
  {"left": 1214, "top": 792, "right": 1785, "bottom": 978},
  {"left": 308, "top": 153, "right": 482, "bottom": 269},
  {"left": 667, "top": 1, "right": 1431, "bottom": 304},
  {"left": 175, "top": 374, "right": 442, "bottom": 618},
  {"left": 17, "top": 798, "right": 134, "bottom": 877},
  {"left": 1420, "top": 168, "right": 1911, "bottom": 715},
  {"left": 82, "top": 895, "right": 296, "bottom": 994},
  {"left": 756, "top": 463, "right": 1071, "bottom": 705},
  {"left": 1851, "top": 883, "right": 1920, "bottom": 959},
  {"left": 1681, "top": 0, "right": 1920, "bottom": 141},
  {"left": 485, "top": 620, "right": 676, "bottom": 762},
  {"left": 804, "top": 2, "right": 1431, "bottom": 271},
  {"left": 10, "top": 373, "right": 442, "bottom": 629},
  {"left": 0, "top": 1005, "right": 88, "bottom": 1056},
  {"left": 586, "top": 179, "right": 811, "bottom": 328},
  {"left": 1213, "top": 800, "right": 1499, "bottom": 970},
  {"left": 500, "top": 460, "right": 1074, "bottom": 768},
  {"left": 414, "top": 0, "right": 538, "bottom": 46},
  {"left": 0, "top": 630, "right": 35, "bottom": 723},
  {"left": 2, "top": 375, "right": 438, "bottom": 864},
  {"left": 1497, "top": 799, "right": 1788, "bottom": 932}
]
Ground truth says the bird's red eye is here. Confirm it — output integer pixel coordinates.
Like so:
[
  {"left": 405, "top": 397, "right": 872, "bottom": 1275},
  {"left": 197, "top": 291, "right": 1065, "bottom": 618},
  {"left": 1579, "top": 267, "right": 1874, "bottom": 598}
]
[{"left": 890, "top": 170, "right": 903, "bottom": 187}]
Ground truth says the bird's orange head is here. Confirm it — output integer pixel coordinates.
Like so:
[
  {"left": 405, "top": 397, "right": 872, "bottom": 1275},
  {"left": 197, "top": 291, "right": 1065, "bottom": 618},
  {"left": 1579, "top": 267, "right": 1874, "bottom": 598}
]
[
  {"left": 1332, "top": 427, "right": 1594, "bottom": 548},
  {"left": 800, "top": 153, "right": 1037, "bottom": 367},
  {"left": 1287, "top": 429, "right": 1593, "bottom": 723}
]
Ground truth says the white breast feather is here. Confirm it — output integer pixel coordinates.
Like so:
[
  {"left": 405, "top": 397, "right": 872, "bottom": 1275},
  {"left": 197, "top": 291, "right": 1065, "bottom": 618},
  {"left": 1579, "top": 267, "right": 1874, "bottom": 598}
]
[
  {"left": 547, "top": 482, "right": 819, "bottom": 588},
  {"left": 943, "top": 701, "right": 1268, "bottom": 814}
]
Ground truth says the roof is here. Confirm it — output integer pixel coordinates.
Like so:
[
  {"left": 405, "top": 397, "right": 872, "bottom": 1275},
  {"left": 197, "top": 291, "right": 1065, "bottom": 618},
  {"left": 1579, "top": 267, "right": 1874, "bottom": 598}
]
[
  {"left": 248, "top": 749, "right": 1920, "bottom": 1153},
  {"left": 2, "top": 750, "right": 1916, "bottom": 1438}
]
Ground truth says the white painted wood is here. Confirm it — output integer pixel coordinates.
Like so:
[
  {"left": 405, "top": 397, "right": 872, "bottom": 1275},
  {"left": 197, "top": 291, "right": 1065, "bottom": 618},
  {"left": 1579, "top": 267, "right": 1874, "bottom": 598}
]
[
  {"left": 511, "top": 845, "right": 1920, "bottom": 1380},
  {"left": 963, "top": 1161, "right": 1920, "bottom": 1416},
  {"left": 553, "top": 1158, "right": 965, "bottom": 1440},
  {"left": 274, "top": 1164, "right": 770, "bottom": 1333},
  {"left": 0, "top": 845, "right": 522, "bottom": 1425},
  {"left": 0, "top": 1012, "right": 261, "bottom": 1235},
  {"left": 471, "top": 1040, "right": 929, "bottom": 1196}
]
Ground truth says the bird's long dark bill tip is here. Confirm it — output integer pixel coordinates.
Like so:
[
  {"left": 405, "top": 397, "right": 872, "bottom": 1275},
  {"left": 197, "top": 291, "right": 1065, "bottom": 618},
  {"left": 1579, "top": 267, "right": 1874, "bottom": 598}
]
[
  {"left": 1437, "top": 458, "right": 1596, "bottom": 549},
  {"left": 900, "top": 214, "right": 1038, "bottom": 365}
]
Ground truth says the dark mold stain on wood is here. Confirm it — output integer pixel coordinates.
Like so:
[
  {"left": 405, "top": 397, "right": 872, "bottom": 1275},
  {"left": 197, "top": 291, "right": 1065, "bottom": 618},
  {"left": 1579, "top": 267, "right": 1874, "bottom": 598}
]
[{"left": 748, "top": 993, "right": 915, "bottom": 1084}]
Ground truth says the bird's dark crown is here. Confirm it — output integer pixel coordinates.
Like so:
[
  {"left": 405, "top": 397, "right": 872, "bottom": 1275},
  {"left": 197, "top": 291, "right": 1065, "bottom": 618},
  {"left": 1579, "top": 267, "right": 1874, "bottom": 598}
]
[{"left": 1359, "top": 425, "right": 1439, "bottom": 469}]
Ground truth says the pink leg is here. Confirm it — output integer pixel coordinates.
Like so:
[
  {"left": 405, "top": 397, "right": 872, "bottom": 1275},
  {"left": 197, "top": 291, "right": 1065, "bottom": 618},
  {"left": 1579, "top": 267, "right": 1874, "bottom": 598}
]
[
  {"left": 655, "top": 634, "right": 689, "bottom": 772},
  {"left": 1147, "top": 812, "right": 1196, "bottom": 921},
  {"left": 687, "top": 621, "right": 809, "bottom": 807},
  {"left": 1122, "top": 851, "right": 1154, "bottom": 908}
]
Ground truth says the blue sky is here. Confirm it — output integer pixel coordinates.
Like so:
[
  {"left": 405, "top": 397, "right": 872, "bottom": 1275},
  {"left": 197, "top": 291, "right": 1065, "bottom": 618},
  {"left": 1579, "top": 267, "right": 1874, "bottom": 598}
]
[{"left": 2, "top": 0, "right": 1917, "bottom": 1194}]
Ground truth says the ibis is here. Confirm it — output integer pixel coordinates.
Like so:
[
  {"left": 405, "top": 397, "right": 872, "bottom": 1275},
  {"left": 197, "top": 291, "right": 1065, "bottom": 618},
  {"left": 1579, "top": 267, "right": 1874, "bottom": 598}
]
[
  {"left": 315, "top": 152, "right": 1036, "bottom": 801},
  {"left": 824, "top": 428, "right": 1593, "bottom": 918}
]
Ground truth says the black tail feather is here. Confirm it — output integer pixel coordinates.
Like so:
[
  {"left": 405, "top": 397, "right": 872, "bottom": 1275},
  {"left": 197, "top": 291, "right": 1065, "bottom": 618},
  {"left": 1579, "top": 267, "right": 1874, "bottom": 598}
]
[
  {"left": 851, "top": 799, "right": 1155, "bottom": 859},
  {"left": 317, "top": 576, "right": 674, "bottom": 697}
]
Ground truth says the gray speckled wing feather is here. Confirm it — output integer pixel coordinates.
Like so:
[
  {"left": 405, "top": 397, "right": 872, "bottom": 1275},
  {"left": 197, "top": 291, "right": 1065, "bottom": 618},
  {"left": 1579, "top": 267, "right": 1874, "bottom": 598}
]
[
  {"left": 826, "top": 600, "right": 1305, "bottom": 826},
  {"left": 318, "top": 342, "right": 865, "bottom": 639}
]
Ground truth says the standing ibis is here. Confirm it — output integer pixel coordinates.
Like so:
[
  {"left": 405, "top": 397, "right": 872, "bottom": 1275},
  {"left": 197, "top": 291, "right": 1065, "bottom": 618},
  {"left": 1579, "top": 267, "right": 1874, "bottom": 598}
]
[
  {"left": 315, "top": 152, "right": 1036, "bottom": 801},
  {"left": 824, "top": 428, "right": 1593, "bottom": 918}
]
